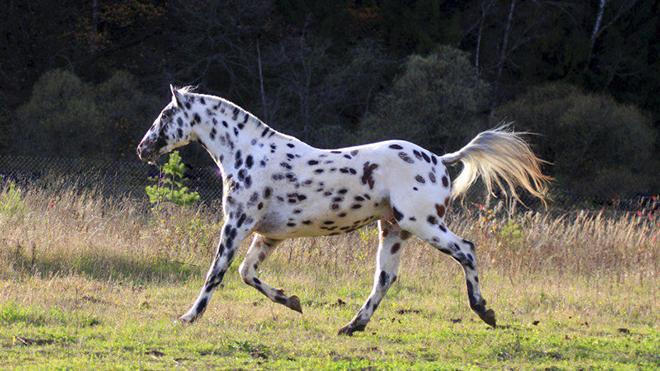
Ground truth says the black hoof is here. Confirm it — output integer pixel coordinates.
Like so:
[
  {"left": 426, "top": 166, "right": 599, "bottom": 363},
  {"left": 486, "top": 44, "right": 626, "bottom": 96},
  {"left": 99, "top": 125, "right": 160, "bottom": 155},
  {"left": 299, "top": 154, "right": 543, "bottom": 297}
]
[
  {"left": 287, "top": 295, "right": 303, "bottom": 314},
  {"left": 477, "top": 308, "right": 497, "bottom": 328},
  {"left": 337, "top": 323, "right": 366, "bottom": 336}
]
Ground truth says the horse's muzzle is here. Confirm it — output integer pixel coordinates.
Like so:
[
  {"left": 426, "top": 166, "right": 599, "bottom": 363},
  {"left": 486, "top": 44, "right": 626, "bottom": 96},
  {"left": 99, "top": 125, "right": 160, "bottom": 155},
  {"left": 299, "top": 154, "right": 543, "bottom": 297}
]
[{"left": 136, "top": 140, "right": 159, "bottom": 163}]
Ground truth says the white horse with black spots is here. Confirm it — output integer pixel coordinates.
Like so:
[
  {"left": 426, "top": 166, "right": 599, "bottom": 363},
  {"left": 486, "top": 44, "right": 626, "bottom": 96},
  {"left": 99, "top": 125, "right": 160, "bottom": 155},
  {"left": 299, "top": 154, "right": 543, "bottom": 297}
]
[{"left": 137, "top": 86, "right": 550, "bottom": 335}]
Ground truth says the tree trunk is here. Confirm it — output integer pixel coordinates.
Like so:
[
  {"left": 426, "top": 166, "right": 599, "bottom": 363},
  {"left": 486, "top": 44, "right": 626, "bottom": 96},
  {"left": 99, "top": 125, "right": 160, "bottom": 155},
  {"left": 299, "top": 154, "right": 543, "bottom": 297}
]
[
  {"left": 491, "top": 0, "right": 516, "bottom": 109},
  {"left": 495, "top": 0, "right": 516, "bottom": 83},
  {"left": 256, "top": 39, "right": 268, "bottom": 122},
  {"left": 475, "top": 0, "right": 493, "bottom": 76},
  {"left": 91, "top": 0, "right": 99, "bottom": 52},
  {"left": 587, "top": 0, "right": 607, "bottom": 67}
]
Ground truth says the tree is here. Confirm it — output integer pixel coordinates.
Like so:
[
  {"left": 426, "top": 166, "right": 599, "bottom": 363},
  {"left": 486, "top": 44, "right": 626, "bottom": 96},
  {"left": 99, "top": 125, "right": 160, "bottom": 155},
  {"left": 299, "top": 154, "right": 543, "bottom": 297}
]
[
  {"left": 587, "top": 0, "right": 640, "bottom": 67},
  {"left": 145, "top": 151, "right": 200, "bottom": 207},
  {"left": 15, "top": 70, "right": 101, "bottom": 157},
  {"left": 359, "top": 46, "right": 491, "bottom": 153},
  {"left": 14, "top": 69, "right": 158, "bottom": 158},
  {"left": 493, "top": 83, "right": 657, "bottom": 200}
]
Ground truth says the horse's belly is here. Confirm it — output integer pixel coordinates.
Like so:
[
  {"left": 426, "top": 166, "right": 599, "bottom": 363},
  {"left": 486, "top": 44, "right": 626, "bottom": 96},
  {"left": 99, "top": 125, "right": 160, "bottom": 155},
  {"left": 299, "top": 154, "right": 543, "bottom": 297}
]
[{"left": 255, "top": 201, "right": 388, "bottom": 239}]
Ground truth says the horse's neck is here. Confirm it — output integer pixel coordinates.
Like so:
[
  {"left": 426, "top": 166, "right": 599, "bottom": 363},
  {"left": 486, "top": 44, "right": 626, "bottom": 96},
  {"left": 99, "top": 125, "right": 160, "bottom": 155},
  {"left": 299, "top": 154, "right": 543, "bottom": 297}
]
[{"left": 191, "top": 95, "right": 291, "bottom": 178}]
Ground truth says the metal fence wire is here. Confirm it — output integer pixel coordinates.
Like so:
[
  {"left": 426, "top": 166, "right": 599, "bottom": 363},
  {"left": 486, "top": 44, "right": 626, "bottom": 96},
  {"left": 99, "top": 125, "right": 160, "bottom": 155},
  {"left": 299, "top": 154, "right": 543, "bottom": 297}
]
[
  {"left": 0, "top": 155, "right": 656, "bottom": 217},
  {"left": 0, "top": 155, "right": 224, "bottom": 204}
]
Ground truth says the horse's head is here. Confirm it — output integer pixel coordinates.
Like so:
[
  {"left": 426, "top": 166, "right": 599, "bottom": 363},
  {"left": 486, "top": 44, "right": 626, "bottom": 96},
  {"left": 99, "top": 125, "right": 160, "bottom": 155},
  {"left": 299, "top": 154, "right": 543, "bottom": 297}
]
[{"left": 137, "top": 85, "right": 195, "bottom": 163}]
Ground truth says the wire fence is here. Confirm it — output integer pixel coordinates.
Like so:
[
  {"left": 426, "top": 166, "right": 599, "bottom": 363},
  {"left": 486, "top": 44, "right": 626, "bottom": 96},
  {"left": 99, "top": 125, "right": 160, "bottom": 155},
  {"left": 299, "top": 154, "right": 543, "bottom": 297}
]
[
  {"left": 0, "top": 155, "right": 656, "bottom": 219},
  {"left": 0, "top": 155, "right": 224, "bottom": 204}
]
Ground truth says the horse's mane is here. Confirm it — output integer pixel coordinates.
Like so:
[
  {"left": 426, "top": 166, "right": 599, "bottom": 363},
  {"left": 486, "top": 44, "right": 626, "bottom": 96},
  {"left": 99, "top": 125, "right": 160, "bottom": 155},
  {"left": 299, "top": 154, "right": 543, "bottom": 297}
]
[{"left": 176, "top": 85, "right": 198, "bottom": 94}]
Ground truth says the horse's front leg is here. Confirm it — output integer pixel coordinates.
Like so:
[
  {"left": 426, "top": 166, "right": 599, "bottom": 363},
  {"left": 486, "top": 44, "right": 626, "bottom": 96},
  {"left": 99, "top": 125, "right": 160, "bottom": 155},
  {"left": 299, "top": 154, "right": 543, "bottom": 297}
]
[{"left": 179, "top": 216, "right": 253, "bottom": 323}]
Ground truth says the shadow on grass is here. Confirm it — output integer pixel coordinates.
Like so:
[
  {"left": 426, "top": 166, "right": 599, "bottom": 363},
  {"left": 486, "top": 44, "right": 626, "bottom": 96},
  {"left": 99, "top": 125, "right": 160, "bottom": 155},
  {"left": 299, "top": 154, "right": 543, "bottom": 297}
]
[{"left": 4, "top": 250, "right": 202, "bottom": 285}]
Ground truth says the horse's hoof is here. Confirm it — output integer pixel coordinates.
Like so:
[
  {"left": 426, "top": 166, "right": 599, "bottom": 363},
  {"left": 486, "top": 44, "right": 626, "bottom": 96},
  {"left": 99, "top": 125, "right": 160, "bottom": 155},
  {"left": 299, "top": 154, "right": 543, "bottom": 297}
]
[
  {"left": 178, "top": 312, "right": 197, "bottom": 325},
  {"left": 478, "top": 309, "right": 497, "bottom": 328},
  {"left": 287, "top": 295, "right": 303, "bottom": 314},
  {"left": 337, "top": 325, "right": 354, "bottom": 336},
  {"left": 337, "top": 323, "right": 365, "bottom": 336}
]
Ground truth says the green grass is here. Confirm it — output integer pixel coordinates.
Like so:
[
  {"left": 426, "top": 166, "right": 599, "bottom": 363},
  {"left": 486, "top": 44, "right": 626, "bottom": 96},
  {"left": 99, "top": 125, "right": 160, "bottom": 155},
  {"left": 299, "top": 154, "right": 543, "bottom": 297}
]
[{"left": 0, "top": 260, "right": 657, "bottom": 370}]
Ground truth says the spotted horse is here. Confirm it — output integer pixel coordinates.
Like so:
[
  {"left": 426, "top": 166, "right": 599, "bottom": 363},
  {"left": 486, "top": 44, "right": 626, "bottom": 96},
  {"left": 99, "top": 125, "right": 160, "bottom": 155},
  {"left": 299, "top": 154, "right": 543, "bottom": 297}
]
[{"left": 137, "top": 86, "right": 550, "bottom": 335}]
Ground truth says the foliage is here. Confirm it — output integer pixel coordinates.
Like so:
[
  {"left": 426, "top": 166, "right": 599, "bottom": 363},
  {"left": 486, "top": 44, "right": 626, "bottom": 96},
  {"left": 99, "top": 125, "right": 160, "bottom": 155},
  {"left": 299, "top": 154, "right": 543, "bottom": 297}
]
[
  {"left": 14, "top": 69, "right": 158, "bottom": 158},
  {"left": 94, "top": 71, "right": 161, "bottom": 157},
  {"left": 494, "top": 83, "right": 657, "bottom": 200},
  {"left": 145, "top": 151, "right": 200, "bottom": 207},
  {"left": 498, "top": 219, "right": 524, "bottom": 250},
  {"left": 0, "top": 180, "right": 27, "bottom": 221},
  {"left": 15, "top": 70, "right": 100, "bottom": 157},
  {"left": 359, "top": 46, "right": 490, "bottom": 153}
]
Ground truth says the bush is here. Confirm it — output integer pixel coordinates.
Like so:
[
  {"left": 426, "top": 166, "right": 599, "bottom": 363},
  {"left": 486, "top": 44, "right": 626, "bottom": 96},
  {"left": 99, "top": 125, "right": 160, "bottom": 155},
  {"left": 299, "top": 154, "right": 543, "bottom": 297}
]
[
  {"left": 14, "top": 69, "right": 159, "bottom": 158},
  {"left": 95, "top": 71, "right": 160, "bottom": 157},
  {"left": 358, "top": 46, "right": 491, "bottom": 153},
  {"left": 145, "top": 151, "right": 200, "bottom": 207},
  {"left": 494, "top": 83, "right": 657, "bottom": 200},
  {"left": 0, "top": 180, "right": 27, "bottom": 221},
  {"left": 16, "top": 70, "right": 101, "bottom": 157}
]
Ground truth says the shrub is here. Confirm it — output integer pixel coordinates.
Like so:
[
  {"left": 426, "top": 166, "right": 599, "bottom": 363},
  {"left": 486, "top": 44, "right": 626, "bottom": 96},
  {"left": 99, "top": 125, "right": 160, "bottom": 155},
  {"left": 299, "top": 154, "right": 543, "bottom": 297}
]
[
  {"left": 359, "top": 46, "right": 491, "bottom": 153},
  {"left": 95, "top": 71, "right": 160, "bottom": 157},
  {"left": 14, "top": 69, "right": 159, "bottom": 158},
  {"left": 15, "top": 70, "right": 101, "bottom": 157},
  {"left": 494, "top": 83, "right": 656, "bottom": 200},
  {"left": 0, "top": 180, "right": 27, "bottom": 221},
  {"left": 145, "top": 151, "right": 200, "bottom": 207}
]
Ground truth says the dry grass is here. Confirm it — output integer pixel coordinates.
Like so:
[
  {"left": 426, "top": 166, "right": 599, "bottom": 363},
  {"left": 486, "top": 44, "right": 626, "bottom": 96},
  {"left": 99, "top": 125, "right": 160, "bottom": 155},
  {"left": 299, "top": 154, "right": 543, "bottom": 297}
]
[
  {"left": 1, "top": 180, "right": 655, "bottom": 282},
  {"left": 0, "top": 181, "right": 658, "bottom": 368}
]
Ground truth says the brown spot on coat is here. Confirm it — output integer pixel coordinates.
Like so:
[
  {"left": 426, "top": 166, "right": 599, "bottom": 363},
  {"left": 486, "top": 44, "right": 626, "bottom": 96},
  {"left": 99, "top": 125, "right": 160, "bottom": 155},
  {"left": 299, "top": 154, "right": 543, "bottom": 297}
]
[
  {"left": 361, "top": 162, "right": 379, "bottom": 189},
  {"left": 381, "top": 227, "right": 390, "bottom": 238},
  {"left": 435, "top": 204, "right": 445, "bottom": 218}
]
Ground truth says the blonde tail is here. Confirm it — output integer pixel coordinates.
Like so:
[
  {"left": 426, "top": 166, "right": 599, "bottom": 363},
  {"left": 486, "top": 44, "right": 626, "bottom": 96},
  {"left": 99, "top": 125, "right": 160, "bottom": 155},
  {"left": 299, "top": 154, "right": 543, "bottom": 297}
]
[{"left": 440, "top": 124, "right": 551, "bottom": 205}]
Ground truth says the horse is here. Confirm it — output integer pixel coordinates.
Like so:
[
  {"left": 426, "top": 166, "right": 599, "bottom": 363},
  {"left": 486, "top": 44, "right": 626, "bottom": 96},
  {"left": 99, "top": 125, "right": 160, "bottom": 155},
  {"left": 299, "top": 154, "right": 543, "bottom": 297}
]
[{"left": 137, "top": 85, "right": 550, "bottom": 335}]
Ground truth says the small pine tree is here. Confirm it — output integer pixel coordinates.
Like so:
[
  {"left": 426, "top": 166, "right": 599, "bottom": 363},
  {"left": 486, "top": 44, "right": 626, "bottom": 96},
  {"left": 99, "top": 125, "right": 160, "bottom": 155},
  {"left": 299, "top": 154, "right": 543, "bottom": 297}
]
[{"left": 145, "top": 151, "right": 200, "bottom": 207}]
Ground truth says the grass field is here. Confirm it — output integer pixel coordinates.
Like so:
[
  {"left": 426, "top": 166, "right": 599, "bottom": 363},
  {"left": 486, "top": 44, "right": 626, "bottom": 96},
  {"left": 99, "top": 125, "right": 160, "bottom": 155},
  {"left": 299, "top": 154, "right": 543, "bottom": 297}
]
[{"left": 0, "top": 183, "right": 658, "bottom": 369}]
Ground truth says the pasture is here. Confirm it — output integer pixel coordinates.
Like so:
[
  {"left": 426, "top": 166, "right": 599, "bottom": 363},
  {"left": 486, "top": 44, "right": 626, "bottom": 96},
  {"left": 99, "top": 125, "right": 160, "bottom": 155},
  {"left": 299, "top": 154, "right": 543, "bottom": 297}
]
[{"left": 0, "top": 183, "right": 657, "bottom": 369}]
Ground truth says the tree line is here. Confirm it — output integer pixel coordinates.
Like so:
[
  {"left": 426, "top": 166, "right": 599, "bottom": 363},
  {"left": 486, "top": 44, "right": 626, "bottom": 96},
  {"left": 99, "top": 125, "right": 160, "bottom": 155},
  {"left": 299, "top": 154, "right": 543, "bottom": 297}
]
[{"left": 0, "top": 0, "right": 657, "bottom": 202}]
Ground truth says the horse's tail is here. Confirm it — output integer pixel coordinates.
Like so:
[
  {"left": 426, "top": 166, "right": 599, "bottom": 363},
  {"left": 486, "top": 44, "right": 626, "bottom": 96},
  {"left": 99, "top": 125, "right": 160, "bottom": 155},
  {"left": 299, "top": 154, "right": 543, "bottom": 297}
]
[{"left": 440, "top": 124, "right": 551, "bottom": 206}]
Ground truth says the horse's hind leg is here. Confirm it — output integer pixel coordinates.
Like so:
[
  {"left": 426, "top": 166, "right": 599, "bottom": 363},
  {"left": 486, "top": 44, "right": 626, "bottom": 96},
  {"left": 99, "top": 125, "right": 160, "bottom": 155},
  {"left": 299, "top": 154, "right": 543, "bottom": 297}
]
[
  {"left": 238, "top": 235, "right": 302, "bottom": 313},
  {"left": 412, "top": 222, "right": 496, "bottom": 327},
  {"left": 338, "top": 220, "right": 405, "bottom": 336}
]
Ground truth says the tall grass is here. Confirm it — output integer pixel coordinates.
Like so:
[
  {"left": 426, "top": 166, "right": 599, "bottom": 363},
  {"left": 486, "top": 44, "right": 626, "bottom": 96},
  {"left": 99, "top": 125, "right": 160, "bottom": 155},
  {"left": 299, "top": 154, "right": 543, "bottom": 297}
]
[{"left": 1, "top": 180, "right": 656, "bottom": 287}]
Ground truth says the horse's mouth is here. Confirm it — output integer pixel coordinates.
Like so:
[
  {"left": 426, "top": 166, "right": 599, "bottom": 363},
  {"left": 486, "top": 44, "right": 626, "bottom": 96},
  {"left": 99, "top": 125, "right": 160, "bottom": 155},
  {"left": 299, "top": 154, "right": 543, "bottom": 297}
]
[{"left": 137, "top": 148, "right": 161, "bottom": 165}]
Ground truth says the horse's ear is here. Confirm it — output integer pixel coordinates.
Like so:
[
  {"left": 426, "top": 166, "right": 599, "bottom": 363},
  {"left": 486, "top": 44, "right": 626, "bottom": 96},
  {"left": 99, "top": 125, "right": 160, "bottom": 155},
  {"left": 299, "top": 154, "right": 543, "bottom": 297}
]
[{"left": 170, "top": 84, "right": 185, "bottom": 107}]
